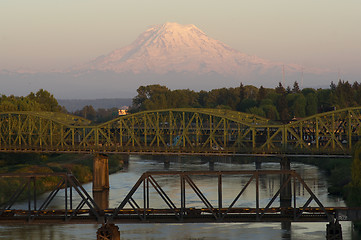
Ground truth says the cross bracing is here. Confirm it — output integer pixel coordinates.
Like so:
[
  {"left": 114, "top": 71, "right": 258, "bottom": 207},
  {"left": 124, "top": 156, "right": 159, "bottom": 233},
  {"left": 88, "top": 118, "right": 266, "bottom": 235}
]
[{"left": 0, "top": 107, "right": 360, "bottom": 155}]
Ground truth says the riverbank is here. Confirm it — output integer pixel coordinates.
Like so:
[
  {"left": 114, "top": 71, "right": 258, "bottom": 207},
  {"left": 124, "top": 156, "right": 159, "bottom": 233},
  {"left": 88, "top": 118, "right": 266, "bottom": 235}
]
[{"left": 0, "top": 153, "right": 125, "bottom": 204}]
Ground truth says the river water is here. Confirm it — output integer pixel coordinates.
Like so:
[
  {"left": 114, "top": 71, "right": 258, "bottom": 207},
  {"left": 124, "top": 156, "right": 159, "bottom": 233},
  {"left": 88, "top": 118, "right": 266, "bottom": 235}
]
[{"left": 0, "top": 155, "right": 359, "bottom": 240}]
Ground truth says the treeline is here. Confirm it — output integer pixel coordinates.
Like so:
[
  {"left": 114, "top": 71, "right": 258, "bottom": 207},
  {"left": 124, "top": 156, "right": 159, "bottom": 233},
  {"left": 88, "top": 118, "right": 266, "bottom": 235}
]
[
  {"left": 0, "top": 89, "right": 63, "bottom": 112},
  {"left": 2, "top": 80, "right": 361, "bottom": 123},
  {"left": 130, "top": 80, "right": 361, "bottom": 122},
  {"left": 73, "top": 106, "right": 119, "bottom": 123}
]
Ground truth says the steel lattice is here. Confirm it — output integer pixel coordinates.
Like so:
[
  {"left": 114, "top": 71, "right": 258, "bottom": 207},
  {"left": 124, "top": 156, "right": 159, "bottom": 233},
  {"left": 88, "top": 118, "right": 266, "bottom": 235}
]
[{"left": 0, "top": 108, "right": 360, "bottom": 155}]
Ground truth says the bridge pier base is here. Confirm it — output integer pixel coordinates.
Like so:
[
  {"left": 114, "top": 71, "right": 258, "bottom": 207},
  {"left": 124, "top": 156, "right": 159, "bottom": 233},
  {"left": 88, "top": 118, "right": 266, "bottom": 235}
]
[
  {"left": 281, "top": 221, "right": 291, "bottom": 238},
  {"left": 255, "top": 157, "right": 262, "bottom": 169},
  {"left": 164, "top": 158, "right": 170, "bottom": 169},
  {"left": 326, "top": 219, "right": 343, "bottom": 240},
  {"left": 209, "top": 158, "right": 215, "bottom": 171},
  {"left": 93, "top": 154, "right": 110, "bottom": 192},
  {"left": 97, "top": 223, "right": 120, "bottom": 240}
]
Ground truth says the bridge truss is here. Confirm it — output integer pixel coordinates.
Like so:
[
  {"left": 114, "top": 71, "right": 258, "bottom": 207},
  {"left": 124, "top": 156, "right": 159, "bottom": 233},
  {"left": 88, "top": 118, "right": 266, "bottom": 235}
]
[
  {"left": 0, "top": 107, "right": 360, "bottom": 155},
  {"left": 1, "top": 171, "right": 360, "bottom": 224}
]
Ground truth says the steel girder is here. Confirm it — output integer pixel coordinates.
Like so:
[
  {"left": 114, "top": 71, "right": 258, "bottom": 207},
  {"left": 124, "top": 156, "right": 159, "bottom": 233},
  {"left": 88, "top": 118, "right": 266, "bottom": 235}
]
[{"left": 0, "top": 108, "right": 360, "bottom": 155}]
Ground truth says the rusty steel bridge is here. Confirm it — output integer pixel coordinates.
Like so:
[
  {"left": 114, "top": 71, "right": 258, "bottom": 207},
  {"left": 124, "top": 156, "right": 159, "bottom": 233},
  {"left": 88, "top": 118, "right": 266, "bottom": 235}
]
[
  {"left": 0, "top": 107, "right": 360, "bottom": 155},
  {"left": 1, "top": 170, "right": 360, "bottom": 225}
]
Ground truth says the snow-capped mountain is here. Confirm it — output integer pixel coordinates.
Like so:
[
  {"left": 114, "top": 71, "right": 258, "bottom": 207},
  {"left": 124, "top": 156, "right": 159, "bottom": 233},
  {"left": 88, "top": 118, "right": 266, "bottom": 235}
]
[
  {"left": 77, "top": 22, "right": 302, "bottom": 76},
  {"left": 1, "top": 23, "right": 332, "bottom": 99}
]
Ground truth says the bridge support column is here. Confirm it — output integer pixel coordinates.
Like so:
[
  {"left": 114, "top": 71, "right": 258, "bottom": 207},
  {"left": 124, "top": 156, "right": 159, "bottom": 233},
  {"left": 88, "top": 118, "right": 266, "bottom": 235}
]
[
  {"left": 280, "top": 156, "right": 291, "bottom": 206},
  {"left": 164, "top": 158, "right": 170, "bottom": 169},
  {"left": 93, "top": 189, "right": 109, "bottom": 210},
  {"left": 255, "top": 157, "right": 262, "bottom": 169},
  {"left": 209, "top": 157, "right": 216, "bottom": 171},
  {"left": 93, "top": 154, "right": 110, "bottom": 191},
  {"left": 280, "top": 156, "right": 292, "bottom": 235},
  {"left": 97, "top": 223, "right": 120, "bottom": 240},
  {"left": 326, "top": 219, "right": 343, "bottom": 240}
]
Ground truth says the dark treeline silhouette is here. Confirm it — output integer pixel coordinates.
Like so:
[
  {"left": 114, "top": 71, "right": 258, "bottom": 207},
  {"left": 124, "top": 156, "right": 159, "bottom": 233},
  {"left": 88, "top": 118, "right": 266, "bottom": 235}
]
[
  {"left": 129, "top": 80, "right": 361, "bottom": 122},
  {"left": 73, "top": 106, "right": 119, "bottom": 123}
]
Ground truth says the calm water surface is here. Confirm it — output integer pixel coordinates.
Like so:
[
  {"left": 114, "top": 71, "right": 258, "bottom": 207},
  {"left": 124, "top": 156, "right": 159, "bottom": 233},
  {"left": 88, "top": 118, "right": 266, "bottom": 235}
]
[{"left": 0, "top": 156, "right": 359, "bottom": 239}]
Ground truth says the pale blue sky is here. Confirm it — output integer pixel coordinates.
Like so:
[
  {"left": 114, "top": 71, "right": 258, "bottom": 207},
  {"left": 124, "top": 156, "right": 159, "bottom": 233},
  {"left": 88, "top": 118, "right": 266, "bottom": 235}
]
[{"left": 1, "top": 0, "right": 361, "bottom": 80}]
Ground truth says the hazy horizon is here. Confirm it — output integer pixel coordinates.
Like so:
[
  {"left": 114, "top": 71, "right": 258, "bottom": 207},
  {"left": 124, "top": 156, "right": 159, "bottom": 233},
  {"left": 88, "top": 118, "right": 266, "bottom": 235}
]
[{"left": 1, "top": 1, "right": 360, "bottom": 98}]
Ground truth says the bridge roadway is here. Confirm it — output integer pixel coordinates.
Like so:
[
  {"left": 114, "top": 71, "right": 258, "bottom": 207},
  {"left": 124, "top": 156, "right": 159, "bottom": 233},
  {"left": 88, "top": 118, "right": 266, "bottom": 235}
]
[{"left": 0, "top": 107, "right": 360, "bottom": 155}]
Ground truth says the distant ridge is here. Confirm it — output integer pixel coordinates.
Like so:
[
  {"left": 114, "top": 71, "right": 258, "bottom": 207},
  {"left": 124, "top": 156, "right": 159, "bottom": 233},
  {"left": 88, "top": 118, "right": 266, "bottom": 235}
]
[{"left": 58, "top": 98, "right": 132, "bottom": 112}]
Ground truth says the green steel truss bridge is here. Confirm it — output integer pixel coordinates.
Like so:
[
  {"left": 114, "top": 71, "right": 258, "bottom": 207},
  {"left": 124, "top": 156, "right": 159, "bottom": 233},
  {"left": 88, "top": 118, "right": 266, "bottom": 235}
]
[{"left": 0, "top": 107, "right": 360, "bottom": 155}]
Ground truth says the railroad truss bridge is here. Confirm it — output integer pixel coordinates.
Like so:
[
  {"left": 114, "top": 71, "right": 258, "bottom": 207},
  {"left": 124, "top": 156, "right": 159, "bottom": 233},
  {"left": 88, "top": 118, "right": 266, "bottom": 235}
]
[{"left": 1, "top": 170, "right": 359, "bottom": 239}]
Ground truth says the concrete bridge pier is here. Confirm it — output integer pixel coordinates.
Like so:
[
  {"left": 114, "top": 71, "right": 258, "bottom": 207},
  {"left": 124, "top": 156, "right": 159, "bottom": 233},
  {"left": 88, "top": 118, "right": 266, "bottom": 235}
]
[
  {"left": 97, "top": 223, "right": 120, "bottom": 240},
  {"left": 93, "top": 154, "right": 110, "bottom": 192},
  {"left": 326, "top": 219, "right": 343, "bottom": 240}
]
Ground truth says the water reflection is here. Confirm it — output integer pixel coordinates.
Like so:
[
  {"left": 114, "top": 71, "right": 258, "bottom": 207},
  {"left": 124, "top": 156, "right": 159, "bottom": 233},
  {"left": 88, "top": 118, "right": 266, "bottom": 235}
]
[{"left": 0, "top": 155, "right": 359, "bottom": 240}]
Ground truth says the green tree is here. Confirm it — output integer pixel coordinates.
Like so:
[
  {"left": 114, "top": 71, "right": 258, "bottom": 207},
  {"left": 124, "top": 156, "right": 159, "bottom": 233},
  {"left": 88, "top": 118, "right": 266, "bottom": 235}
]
[
  {"left": 306, "top": 93, "right": 318, "bottom": 116},
  {"left": 247, "top": 107, "right": 266, "bottom": 117},
  {"left": 256, "top": 86, "right": 268, "bottom": 103},
  {"left": 131, "top": 85, "right": 170, "bottom": 111},
  {"left": 238, "top": 98, "right": 257, "bottom": 113},
  {"left": 75, "top": 105, "right": 96, "bottom": 121},
  {"left": 261, "top": 104, "right": 279, "bottom": 120},
  {"left": 351, "top": 142, "right": 361, "bottom": 188},
  {"left": 275, "top": 83, "right": 289, "bottom": 121},
  {"left": 292, "top": 94, "right": 306, "bottom": 117},
  {"left": 0, "top": 100, "right": 16, "bottom": 111},
  {"left": 27, "top": 89, "right": 61, "bottom": 112},
  {"left": 292, "top": 81, "right": 301, "bottom": 93}
]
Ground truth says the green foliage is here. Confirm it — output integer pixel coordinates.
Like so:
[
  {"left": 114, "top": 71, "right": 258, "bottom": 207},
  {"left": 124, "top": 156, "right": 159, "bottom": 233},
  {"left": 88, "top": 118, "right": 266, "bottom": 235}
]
[
  {"left": 0, "top": 89, "right": 62, "bottom": 112},
  {"left": 238, "top": 98, "right": 257, "bottom": 112},
  {"left": 351, "top": 142, "right": 361, "bottom": 188},
  {"left": 27, "top": 89, "right": 62, "bottom": 112},
  {"left": 306, "top": 93, "right": 318, "bottom": 116},
  {"left": 247, "top": 107, "right": 266, "bottom": 117},
  {"left": 128, "top": 80, "right": 361, "bottom": 122}
]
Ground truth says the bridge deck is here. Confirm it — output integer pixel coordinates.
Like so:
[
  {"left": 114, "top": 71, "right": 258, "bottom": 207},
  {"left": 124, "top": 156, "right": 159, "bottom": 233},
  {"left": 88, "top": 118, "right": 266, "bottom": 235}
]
[{"left": 0, "top": 207, "right": 359, "bottom": 224}]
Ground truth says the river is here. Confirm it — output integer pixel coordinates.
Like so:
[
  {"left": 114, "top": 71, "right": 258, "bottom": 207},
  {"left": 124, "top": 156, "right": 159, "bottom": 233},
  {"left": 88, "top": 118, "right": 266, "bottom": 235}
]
[{"left": 0, "top": 155, "right": 359, "bottom": 239}]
